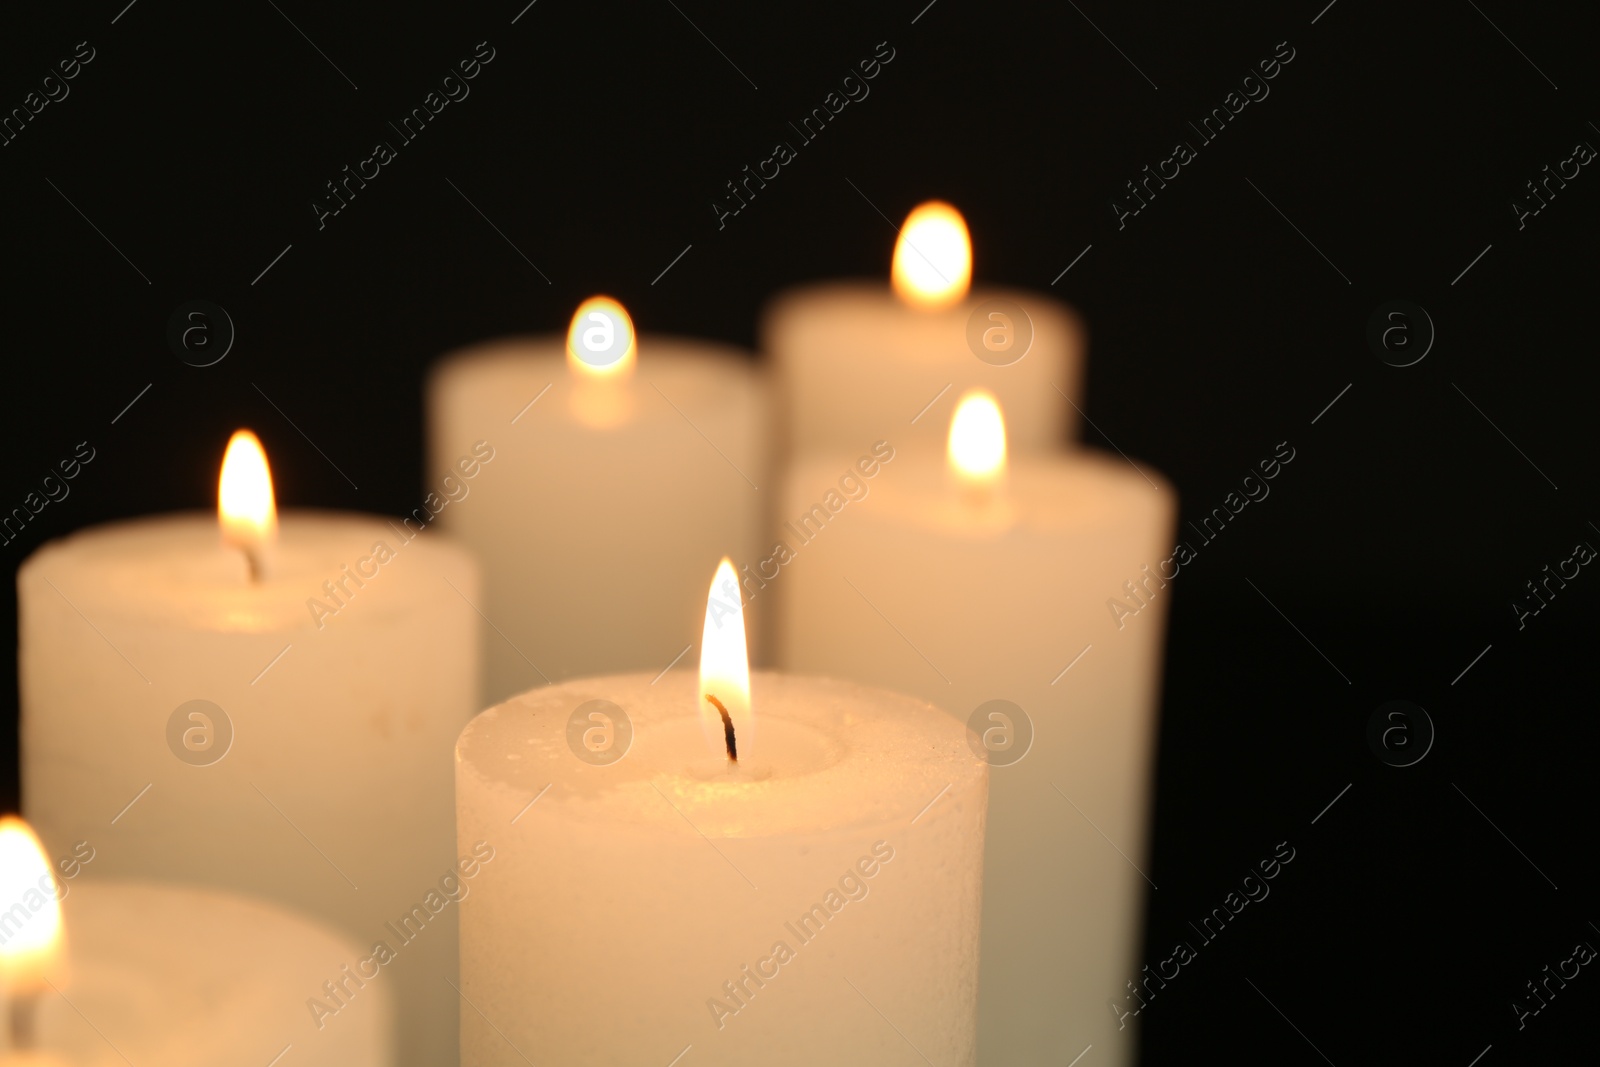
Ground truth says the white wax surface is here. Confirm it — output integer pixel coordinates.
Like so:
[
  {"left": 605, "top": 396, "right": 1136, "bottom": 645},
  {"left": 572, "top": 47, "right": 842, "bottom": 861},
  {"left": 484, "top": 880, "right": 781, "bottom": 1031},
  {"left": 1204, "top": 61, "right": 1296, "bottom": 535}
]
[
  {"left": 456, "top": 670, "right": 987, "bottom": 1066},
  {"left": 774, "top": 450, "right": 1176, "bottom": 1066},
  {"left": 11, "top": 880, "right": 390, "bottom": 1067},
  {"left": 18, "top": 512, "right": 477, "bottom": 1067},
  {"left": 763, "top": 281, "right": 1084, "bottom": 459},
  {"left": 428, "top": 336, "right": 770, "bottom": 703}
]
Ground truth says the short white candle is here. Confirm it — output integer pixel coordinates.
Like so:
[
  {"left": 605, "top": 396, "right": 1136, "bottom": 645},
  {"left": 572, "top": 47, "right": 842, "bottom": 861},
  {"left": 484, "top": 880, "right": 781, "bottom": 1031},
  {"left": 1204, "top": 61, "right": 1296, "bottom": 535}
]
[
  {"left": 774, "top": 393, "right": 1176, "bottom": 1065},
  {"left": 0, "top": 818, "right": 391, "bottom": 1067},
  {"left": 455, "top": 561, "right": 988, "bottom": 1065},
  {"left": 17, "top": 433, "right": 477, "bottom": 1067},
  {"left": 765, "top": 201, "right": 1084, "bottom": 459},
  {"left": 428, "top": 298, "right": 770, "bottom": 703}
]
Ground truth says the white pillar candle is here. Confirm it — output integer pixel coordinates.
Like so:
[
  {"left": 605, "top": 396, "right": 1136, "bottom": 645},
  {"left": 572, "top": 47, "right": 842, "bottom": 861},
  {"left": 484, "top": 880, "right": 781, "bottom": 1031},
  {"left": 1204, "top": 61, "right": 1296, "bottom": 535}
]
[
  {"left": 0, "top": 818, "right": 390, "bottom": 1067},
  {"left": 773, "top": 393, "right": 1176, "bottom": 1066},
  {"left": 428, "top": 297, "right": 770, "bottom": 703},
  {"left": 455, "top": 562, "right": 988, "bottom": 1066},
  {"left": 54, "top": 882, "right": 392, "bottom": 1067},
  {"left": 17, "top": 433, "right": 478, "bottom": 1067},
  {"left": 764, "top": 201, "right": 1084, "bottom": 459}
]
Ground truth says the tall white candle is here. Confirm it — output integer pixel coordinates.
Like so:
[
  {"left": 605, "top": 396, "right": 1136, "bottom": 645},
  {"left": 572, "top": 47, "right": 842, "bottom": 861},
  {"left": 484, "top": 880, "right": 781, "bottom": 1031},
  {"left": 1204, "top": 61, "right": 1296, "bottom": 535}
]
[
  {"left": 0, "top": 818, "right": 392, "bottom": 1067},
  {"left": 17, "top": 433, "right": 477, "bottom": 1067},
  {"left": 764, "top": 201, "right": 1084, "bottom": 460},
  {"left": 428, "top": 298, "right": 770, "bottom": 703},
  {"left": 455, "top": 562, "right": 988, "bottom": 1065},
  {"left": 773, "top": 393, "right": 1176, "bottom": 1066}
]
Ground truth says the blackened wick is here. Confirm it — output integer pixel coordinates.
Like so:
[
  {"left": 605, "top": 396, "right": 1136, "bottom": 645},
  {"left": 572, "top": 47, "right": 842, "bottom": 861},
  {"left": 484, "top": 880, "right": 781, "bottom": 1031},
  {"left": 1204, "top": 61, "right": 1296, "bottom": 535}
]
[{"left": 705, "top": 694, "right": 737, "bottom": 762}]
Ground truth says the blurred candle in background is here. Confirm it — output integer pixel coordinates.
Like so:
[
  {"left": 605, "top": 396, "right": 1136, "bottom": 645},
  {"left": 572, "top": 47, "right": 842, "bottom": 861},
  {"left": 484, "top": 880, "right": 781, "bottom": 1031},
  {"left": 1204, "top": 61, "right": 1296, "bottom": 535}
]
[
  {"left": 455, "top": 561, "right": 988, "bottom": 1065},
  {"left": 775, "top": 392, "right": 1176, "bottom": 1065},
  {"left": 763, "top": 201, "right": 1084, "bottom": 461},
  {"left": 18, "top": 433, "right": 476, "bottom": 1067},
  {"left": 428, "top": 298, "right": 770, "bottom": 702},
  {"left": 0, "top": 816, "right": 65, "bottom": 1063},
  {"left": 0, "top": 815, "right": 392, "bottom": 1067}
]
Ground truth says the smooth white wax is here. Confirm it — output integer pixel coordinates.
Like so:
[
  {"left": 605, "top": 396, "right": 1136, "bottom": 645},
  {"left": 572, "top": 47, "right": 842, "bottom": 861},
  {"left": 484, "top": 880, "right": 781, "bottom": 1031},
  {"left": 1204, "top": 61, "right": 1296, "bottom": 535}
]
[
  {"left": 764, "top": 281, "right": 1084, "bottom": 459},
  {"left": 456, "top": 670, "right": 988, "bottom": 1066},
  {"left": 774, "top": 450, "right": 1176, "bottom": 1066},
  {"left": 18, "top": 512, "right": 477, "bottom": 1067},
  {"left": 428, "top": 336, "right": 769, "bottom": 703},
  {"left": 1, "top": 880, "right": 391, "bottom": 1067}
]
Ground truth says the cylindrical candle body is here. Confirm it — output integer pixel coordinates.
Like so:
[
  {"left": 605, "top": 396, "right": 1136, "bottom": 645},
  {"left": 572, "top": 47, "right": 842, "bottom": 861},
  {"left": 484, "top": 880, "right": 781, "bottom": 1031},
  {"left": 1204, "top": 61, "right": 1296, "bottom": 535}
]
[
  {"left": 18, "top": 512, "right": 478, "bottom": 1067},
  {"left": 773, "top": 451, "right": 1176, "bottom": 1066},
  {"left": 456, "top": 670, "right": 987, "bottom": 1066},
  {"left": 428, "top": 336, "right": 769, "bottom": 703},
  {"left": 21, "top": 879, "right": 391, "bottom": 1067},
  {"left": 764, "top": 281, "right": 1084, "bottom": 459}
]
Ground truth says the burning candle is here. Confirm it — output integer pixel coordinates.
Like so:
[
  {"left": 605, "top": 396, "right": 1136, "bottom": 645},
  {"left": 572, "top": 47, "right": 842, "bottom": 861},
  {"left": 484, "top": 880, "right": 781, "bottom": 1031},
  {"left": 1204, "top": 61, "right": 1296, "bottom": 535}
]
[
  {"left": 455, "top": 561, "right": 989, "bottom": 1065},
  {"left": 217, "top": 429, "right": 277, "bottom": 578},
  {"left": 774, "top": 393, "right": 1176, "bottom": 1065},
  {"left": 0, "top": 817, "right": 64, "bottom": 1061},
  {"left": 18, "top": 432, "right": 478, "bottom": 1067},
  {"left": 764, "top": 200, "right": 1085, "bottom": 460},
  {"left": 428, "top": 297, "right": 770, "bottom": 702},
  {"left": 0, "top": 817, "right": 391, "bottom": 1067}
]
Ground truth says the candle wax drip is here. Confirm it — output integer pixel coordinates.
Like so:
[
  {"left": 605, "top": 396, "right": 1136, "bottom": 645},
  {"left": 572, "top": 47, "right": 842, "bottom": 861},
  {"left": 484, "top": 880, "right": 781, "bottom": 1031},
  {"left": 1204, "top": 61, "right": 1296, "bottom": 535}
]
[{"left": 705, "top": 693, "right": 737, "bottom": 762}]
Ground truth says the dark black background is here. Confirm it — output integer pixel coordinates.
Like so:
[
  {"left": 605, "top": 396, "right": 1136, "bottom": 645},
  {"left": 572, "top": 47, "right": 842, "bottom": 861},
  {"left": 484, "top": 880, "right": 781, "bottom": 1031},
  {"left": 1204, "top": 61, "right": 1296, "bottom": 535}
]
[{"left": 2, "top": 1, "right": 1595, "bottom": 1062}]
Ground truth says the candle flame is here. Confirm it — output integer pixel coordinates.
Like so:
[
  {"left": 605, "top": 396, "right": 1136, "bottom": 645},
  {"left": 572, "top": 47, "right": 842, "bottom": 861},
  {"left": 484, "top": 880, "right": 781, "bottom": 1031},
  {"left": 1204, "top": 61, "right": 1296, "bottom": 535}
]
[
  {"left": 948, "top": 389, "right": 1007, "bottom": 485},
  {"left": 218, "top": 430, "right": 277, "bottom": 551},
  {"left": 891, "top": 201, "right": 972, "bottom": 309},
  {"left": 0, "top": 817, "right": 65, "bottom": 995},
  {"left": 566, "top": 296, "right": 637, "bottom": 380},
  {"left": 698, "top": 558, "right": 751, "bottom": 762}
]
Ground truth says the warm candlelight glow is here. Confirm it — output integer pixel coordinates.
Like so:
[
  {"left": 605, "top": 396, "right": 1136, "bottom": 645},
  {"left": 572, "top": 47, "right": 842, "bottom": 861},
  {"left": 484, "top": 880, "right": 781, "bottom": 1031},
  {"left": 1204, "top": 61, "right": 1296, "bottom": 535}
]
[
  {"left": 0, "top": 816, "right": 64, "bottom": 996},
  {"left": 697, "top": 557, "right": 751, "bottom": 762},
  {"left": 948, "top": 389, "right": 1007, "bottom": 486},
  {"left": 891, "top": 200, "right": 972, "bottom": 309},
  {"left": 218, "top": 430, "right": 277, "bottom": 566},
  {"left": 566, "top": 295, "right": 637, "bottom": 380}
]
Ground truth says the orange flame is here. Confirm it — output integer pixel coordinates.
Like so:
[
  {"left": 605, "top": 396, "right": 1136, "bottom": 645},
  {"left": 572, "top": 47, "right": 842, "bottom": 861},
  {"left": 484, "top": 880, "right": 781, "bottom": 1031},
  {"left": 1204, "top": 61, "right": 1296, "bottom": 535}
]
[
  {"left": 0, "top": 817, "right": 65, "bottom": 996},
  {"left": 218, "top": 430, "right": 277, "bottom": 553},
  {"left": 566, "top": 296, "right": 637, "bottom": 380},
  {"left": 948, "top": 389, "right": 1007, "bottom": 486},
  {"left": 697, "top": 558, "right": 751, "bottom": 761},
  {"left": 892, "top": 201, "right": 972, "bottom": 308}
]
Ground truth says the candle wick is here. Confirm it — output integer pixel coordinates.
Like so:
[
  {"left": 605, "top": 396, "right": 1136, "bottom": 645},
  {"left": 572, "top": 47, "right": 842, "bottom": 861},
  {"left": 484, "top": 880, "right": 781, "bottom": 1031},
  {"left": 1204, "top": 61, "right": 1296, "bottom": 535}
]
[
  {"left": 242, "top": 544, "right": 263, "bottom": 583},
  {"left": 705, "top": 694, "right": 737, "bottom": 762},
  {"left": 9, "top": 993, "right": 37, "bottom": 1050}
]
